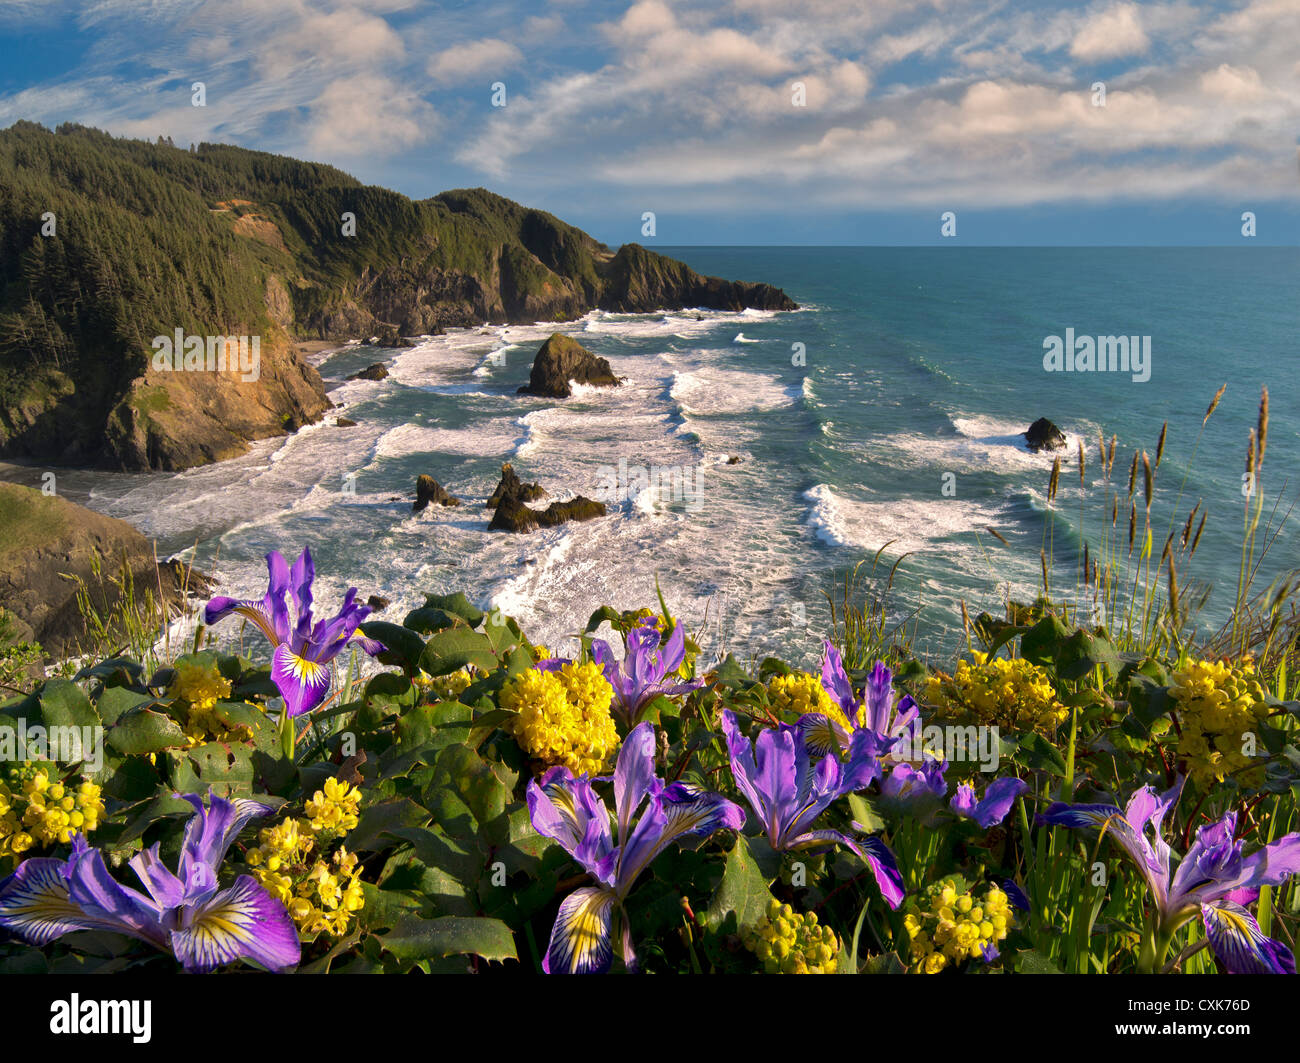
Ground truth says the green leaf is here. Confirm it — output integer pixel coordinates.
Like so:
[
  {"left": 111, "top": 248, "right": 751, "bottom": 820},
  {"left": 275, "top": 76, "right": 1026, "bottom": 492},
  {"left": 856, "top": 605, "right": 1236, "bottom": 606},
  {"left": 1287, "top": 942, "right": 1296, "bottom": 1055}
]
[
  {"left": 358, "top": 621, "right": 426, "bottom": 673},
  {"left": 430, "top": 745, "right": 516, "bottom": 841},
  {"left": 1017, "top": 731, "right": 1067, "bottom": 777},
  {"left": 357, "top": 881, "right": 425, "bottom": 931},
  {"left": 73, "top": 658, "right": 145, "bottom": 686},
  {"left": 1013, "top": 948, "right": 1063, "bottom": 973},
  {"left": 1129, "top": 675, "right": 1173, "bottom": 731},
  {"left": 418, "top": 627, "right": 499, "bottom": 677},
  {"left": 38, "top": 679, "right": 101, "bottom": 732},
  {"left": 107, "top": 707, "right": 188, "bottom": 755},
  {"left": 706, "top": 835, "right": 773, "bottom": 934},
  {"left": 346, "top": 797, "right": 432, "bottom": 851},
  {"left": 584, "top": 605, "right": 623, "bottom": 633},
  {"left": 412, "top": 593, "right": 485, "bottom": 628},
  {"left": 711, "top": 654, "right": 751, "bottom": 690},
  {"left": 378, "top": 915, "right": 516, "bottom": 964},
  {"left": 94, "top": 686, "right": 155, "bottom": 727},
  {"left": 1055, "top": 629, "right": 1119, "bottom": 681},
  {"left": 166, "top": 742, "right": 255, "bottom": 795},
  {"left": 847, "top": 792, "right": 887, "bottom": 834},
  {"left": 1019, "top": 615, "right": 1071, "bottom": 668}
]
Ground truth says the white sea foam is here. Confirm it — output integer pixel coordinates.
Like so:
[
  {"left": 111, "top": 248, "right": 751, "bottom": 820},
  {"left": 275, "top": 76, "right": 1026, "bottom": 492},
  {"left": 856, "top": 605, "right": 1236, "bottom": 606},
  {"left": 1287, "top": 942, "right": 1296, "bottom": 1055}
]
[
  {"left": 859, "top": 415, "right": 1089, "bottom": 475},
  {"left": 803, "top": 483, "right": 1006, "bottom": 558},
  {"left": 669, "top": 368, "right": 799, "bottom": 415}
]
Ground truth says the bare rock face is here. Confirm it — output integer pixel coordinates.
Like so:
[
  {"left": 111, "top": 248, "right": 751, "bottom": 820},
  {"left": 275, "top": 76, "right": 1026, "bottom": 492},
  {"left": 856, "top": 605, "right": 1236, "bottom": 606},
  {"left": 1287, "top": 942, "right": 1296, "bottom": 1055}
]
[
  {"left": 413, "top": 474, "right": 460, "bottom": 512},
  {"left": 517, "top": 334, "right": 621, "bottom": 399},
  {"left": 488, "top": 495, "right": 606, "bottom": 533},
  {"left": 1024, "top": 417, "right": 1067, "bottom": 453},
  {"left": 0, "top": 482, "right": 206, "bottom": 658},
  {"left": 486, "top": 464, "right": 546, "bottom": 508},
  {"left": 101, "top": 329, "right": 330, "bottom": 472}
]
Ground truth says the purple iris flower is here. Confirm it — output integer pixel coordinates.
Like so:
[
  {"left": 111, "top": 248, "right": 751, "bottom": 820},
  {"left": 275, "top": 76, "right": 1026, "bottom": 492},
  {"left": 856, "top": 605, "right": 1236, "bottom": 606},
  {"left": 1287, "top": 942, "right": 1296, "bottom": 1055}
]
[
  {"left": 204, "top": 547, "right": 385, "bottom": 717},
  {"left": 721, "top": 710, "right": 905, "bottom": 909},
  {"left": 567, "top": 620, "right": 703, "bottom": 727},
  {"left": 1039, "top": 777, "right": 1300, "bottom": 974},
  {"left": 877, "top": 757, "right": 1026, "bottom": 831},
  {"left": 807, "top": 641, "right": 921, "bottom": 758},
  {"left": 527, "top": 722, "right": 745, "bottom": 974},
  {"left": 950, "top": 777, "right": 1030, "bottom": 829},
  {"left": 0, "top": 793, "right": 299, "bottom": 973},
  {"left": 879, "top": 757, "right": 950, "bottom": 821}
]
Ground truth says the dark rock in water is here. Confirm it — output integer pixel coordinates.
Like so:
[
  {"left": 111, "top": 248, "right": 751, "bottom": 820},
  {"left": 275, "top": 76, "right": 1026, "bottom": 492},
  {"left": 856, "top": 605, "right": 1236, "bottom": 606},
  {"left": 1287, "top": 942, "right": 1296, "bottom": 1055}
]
[
  {"left": 489, "top": 495, "right": 607, "bottom": 533},
  {"left": 517, "top": 333, "right": 621, "bottom": 399},
  {"left": 366, "top": 595, "right": 390, "bottom": 611},
  {"left": 414, "top": 474, "right": 461, "bottom": 512},
  {"left": 486, "top": 463, "right": 546, "bottom": 508},
  {"left": 1024, "top": 417, "right": 1067, "bottom": 453},
  {"left": 726, "top": 455, "right": 741, "bottom": 465},
  {"left": 347, "top": 362, "right": 389, "bottom": 381},
  {"left": 336, "top": 417, "right": 358, "bottom": 428}
]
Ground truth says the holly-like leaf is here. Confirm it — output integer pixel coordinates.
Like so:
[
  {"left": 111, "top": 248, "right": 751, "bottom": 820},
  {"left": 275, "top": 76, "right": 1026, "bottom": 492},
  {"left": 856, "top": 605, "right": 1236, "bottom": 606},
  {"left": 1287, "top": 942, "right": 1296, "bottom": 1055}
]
[{"left": 378, "top": 915, "right": 517, "bottom": 964}]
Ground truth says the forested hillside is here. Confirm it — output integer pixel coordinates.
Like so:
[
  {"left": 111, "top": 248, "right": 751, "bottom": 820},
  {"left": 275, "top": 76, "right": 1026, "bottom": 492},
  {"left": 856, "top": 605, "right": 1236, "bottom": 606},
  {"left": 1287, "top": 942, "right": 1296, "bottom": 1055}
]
[{"left": 0, "top": 122, "right": 794, "bottom": 471}]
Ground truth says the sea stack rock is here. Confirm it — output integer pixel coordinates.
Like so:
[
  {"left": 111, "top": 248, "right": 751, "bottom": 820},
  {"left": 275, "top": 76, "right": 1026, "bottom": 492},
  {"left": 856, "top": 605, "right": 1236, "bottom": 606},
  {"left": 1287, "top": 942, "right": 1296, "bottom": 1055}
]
[
  {"left": 413, "top": 474, "right": 460, "bottom": 512},
  {"left": 489, "top": 495, "right": 607, "bottom": 533},
  {"left": 1024, "top": 418, "right": 1067, "bottom": 453},
  {"left": 518, "top": 334, "right": 620, "bottom": 399},
  {"left": 486, "top": 464, "right": 546, "bottom": 508},
  {"left": 347, "top": 363, "right": 389, "bottom": 381}
]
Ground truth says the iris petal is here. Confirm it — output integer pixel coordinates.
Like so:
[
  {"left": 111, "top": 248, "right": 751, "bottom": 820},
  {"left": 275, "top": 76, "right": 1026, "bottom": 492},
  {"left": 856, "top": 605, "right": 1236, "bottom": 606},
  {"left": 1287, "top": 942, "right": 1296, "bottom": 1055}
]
[
  {"left": 543, "top": 886, "right": 616, "bottom": 975},
  {"left": 1201, "top": 900, "right": 1295, "bottom": 975},
  {"left": 799, "top": 712, "right": 848, "bottom": 758},
  {"left": 271, "top": 644, "right": 333, "bottom": 717},
  {"left": 170, "top": 876, "right": 301, "bottom": 973},
  {"left": 0, "top": 858, "right": 100, "bottom": 944}
]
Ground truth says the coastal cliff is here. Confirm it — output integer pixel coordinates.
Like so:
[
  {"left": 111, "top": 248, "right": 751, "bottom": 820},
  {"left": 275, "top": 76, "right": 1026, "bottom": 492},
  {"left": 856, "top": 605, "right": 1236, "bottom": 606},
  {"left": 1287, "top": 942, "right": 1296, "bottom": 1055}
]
[{"left": 0, "top": 122, "right": 796, "bottom": 472}]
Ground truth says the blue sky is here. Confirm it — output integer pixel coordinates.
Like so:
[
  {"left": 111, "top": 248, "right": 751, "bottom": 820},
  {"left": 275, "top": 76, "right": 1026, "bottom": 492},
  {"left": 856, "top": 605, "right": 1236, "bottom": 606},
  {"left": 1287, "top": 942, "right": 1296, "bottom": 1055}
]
[{"left": 0, "top": 0, "right": 1296, "bottom": 245}]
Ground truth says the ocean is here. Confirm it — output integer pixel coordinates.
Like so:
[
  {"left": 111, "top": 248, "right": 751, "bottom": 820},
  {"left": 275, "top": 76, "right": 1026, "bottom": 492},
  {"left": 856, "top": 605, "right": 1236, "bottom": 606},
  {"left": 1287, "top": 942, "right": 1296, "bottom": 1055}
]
[{"left": 58, "top": 247, "right": 1300, "bottom": 668}]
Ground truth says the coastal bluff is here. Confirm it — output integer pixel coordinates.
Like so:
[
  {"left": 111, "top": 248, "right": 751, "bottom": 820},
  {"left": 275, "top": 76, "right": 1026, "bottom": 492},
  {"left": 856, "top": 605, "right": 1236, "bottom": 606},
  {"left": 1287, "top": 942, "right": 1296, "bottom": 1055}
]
[{"left": 0, "top": 122, "right": 797, "bottom": 473}]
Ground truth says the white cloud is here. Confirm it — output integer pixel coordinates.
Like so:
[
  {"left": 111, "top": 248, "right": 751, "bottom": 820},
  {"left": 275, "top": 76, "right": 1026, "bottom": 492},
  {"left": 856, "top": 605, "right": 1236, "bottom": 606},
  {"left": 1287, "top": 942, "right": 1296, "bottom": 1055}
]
[
  {"left": 305, "top": 74, "right": 437, "bottom": 157},
  {"left": 427, "top": 38, "right": 524, "bottom": 85},
  {"left": 1069, "top": 3, "right": 1150, "bottom": 61}
]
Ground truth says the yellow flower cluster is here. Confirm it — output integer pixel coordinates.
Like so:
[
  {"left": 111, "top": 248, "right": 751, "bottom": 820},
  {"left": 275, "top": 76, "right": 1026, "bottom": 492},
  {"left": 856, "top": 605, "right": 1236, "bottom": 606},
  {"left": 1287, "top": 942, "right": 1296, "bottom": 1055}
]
[
  {"left": 246, "top": 776, "right": 365, "bottom": 939},
  {"left": 167, "top": 658, "right": 251, "bottom": 745},
  {"left": 1170, "top": 658, "right": 1270, "bottom": 787},
  {"left": 926, "top": 653, "right": 1067, "bottom": 736},
  {"left": 502, "top": 662, "right": 619, "bottom": 776},
  {"left": 304, "top": 777, "right": 362, "bottom": 835},
  {"left": 414, "top": 668, "right": 473, "bottom": 702},
  {"left": 904, "top": 879, "right": 1012, "bottom": 974},
  {"left": 742, "top": 898, "right": 839, "bottom": 974},
  {"left": 0, "top": 763, "right": 105, "bottom": 860},
  {"left": 767, "top": 671, "right": 853, "bottom": 731}
]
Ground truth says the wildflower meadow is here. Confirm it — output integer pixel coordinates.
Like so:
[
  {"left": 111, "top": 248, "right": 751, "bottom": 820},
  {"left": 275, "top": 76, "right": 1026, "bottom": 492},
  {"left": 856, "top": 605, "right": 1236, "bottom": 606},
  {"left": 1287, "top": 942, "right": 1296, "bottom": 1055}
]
[{"left": 3, "top": 393, "right": 1299, "bottom": 993}]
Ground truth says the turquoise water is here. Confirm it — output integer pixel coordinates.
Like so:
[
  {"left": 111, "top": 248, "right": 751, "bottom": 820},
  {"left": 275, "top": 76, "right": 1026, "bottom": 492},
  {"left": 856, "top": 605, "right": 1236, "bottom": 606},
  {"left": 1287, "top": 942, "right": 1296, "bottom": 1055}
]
[{"left": 75, "top": 247, "right": 1300, "bottom": 666}]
